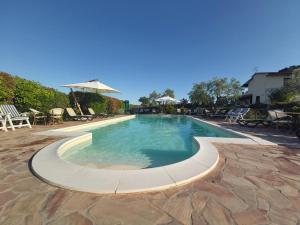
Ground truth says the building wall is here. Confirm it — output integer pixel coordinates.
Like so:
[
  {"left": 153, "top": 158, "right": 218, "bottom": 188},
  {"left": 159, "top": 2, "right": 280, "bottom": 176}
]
[{"left": 247, "top": 73, "right": 288, "bottom": 104}]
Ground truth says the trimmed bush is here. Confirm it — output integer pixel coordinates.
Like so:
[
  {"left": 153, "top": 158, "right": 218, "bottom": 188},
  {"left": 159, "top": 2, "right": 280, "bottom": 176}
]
[
  {"left": 0, "top": 72, "right": 69, "bottom": 112},
  {"left": 164, "top": 104, "right": 176, "bottom": 114},
  {"left": 69, "top": 91, "right": 125, "bottom": 114},
  {"left": 0, "top": 72, "right": 15, "bottom": 104},
  {"left": 106, "top": 97, "right": 125, "bottom": 114}
]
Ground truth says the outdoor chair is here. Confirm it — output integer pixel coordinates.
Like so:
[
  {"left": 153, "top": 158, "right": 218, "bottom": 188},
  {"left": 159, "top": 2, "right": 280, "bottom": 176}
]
[
  {"left": 88, "top": 108, "right": 109, "bottom": 118},
  {"left": 49, "top": 108, "right": 64, "bottom": 124},
  {"left": 209, "top": 109, "right": 228, "bottom": 119},
  {"left": 197, "top": 108, "right": 206, "bottom": 117},
  {"left": 203, "top": 109, "right": 212, "bottom": 117},
  {"left": 191, "top": 108, "right": 198, "bottom": 115},
  {"left": 193, "top": 107, "right": 201, "bottom": 115},
  {"left": 88, "top": 107, "right": 97, "bottom": 118},
  {"left": 0, "top": 114, "right": 7, "bottom": 132},
  {"left": 30, "top": 108, "right": 47, "bottom": 125},
  {"left": 225, "top": 108, "right": 240, "bottom": 121},
  {"left": 267, "top": 110, "right": 293, "bottom": 129},
  {"left": 0, "top": 105, "right": 32, "bottom": 131},
  {"left": 66, "top": 108, "right": 93, "bottom": 121},
  {"left": 226, "top": 108, "right": 249, "bottom": 122}
]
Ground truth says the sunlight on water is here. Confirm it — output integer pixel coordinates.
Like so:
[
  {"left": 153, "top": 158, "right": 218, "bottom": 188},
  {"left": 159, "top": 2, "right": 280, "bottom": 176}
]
[{"left": 62, "top": 115, "right": 241, "bottom": 169}]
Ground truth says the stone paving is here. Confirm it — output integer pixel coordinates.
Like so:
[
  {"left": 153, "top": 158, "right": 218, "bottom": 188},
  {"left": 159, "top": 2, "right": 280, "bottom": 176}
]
[{"left": 0, "top": 118, "right": 300, "bottom": 225}]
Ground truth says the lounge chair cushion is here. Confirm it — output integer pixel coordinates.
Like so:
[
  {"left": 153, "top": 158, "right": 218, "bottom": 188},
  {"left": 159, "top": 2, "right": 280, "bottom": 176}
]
[
  {"left": 88, "top": 108, "right": 96, "bottom": 115},
  {"left": 49, "top": 108, "right": 64, "bottom": 116},
  {"left": 0, "top": 105, "right": 22, "bottom": 118}
]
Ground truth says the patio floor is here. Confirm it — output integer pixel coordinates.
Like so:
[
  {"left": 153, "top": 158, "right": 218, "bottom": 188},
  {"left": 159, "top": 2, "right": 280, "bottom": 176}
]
[{"left": 0, "top": 117, "right": 300, "bottom": 225}]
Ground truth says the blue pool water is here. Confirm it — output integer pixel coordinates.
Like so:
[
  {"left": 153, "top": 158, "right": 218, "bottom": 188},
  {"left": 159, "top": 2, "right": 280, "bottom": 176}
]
[{"left": 62, "top": 115, "right": 242, "bottom": 168}]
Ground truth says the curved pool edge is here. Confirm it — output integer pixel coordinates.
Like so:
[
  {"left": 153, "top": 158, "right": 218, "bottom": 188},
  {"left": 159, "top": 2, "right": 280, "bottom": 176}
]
[
  {"left": 31, "top": 115, "right": 276, "bottom": 194},
  {"left": 31, "top": 133, "right": 219, "bottom": 194}
]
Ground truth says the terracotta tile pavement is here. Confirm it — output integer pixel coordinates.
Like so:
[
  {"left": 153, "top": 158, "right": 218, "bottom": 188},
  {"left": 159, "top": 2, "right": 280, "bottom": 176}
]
[{"left": 0, "top": 118, "right": 299, "bottom": 225}]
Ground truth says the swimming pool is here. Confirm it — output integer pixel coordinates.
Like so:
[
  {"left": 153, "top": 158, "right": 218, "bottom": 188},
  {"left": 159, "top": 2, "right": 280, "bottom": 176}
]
[
  {"left": 33, "top": 115, "right": 267, "bottom": 193},
  {"left": 62, "top": 115, "right": 242, "bottom": 169}
]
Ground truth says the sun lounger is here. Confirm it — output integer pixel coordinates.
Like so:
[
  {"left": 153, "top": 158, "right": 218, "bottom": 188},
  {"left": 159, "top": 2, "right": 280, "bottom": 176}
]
[
  {"left": 0, "top": 114, "right": 7, "bottom": 132},
  {"left": 225, "top": 108, "right": 241, "bottom": 121},
  {"left": 226, "top": 108, "right": 249, "bottom": 122},
  {"left": 49, "top": 108, "right": 64, "bottom": 124},
  {"left": 190, "top": 108, "right": 198, "bottom": 115},
  {"left": 203, "top": 109, "right": 212, "bottom": 117},
  {"left": 88, "top": 108, "right": 109, "bottom": 118},
  {"left": 66, "top": 108, "right": 93, "bottom": 121},
  {"left": 267, "top": 110, "right": 293, "bottom": 129},
  {"left": 0, "top": 105, "right": 32, "bottom": 131},
  {"left": 30, "top": 108, "right": 47, "bottom": 125},
  {"left": 87, "top": 108, "right": 97, "bottom": 118},
  {"left": 209, "top": 109, "right": 228, "bottom": 119},
  {"left": 196, "top": 108, "right": 206, "bottom": 117}
]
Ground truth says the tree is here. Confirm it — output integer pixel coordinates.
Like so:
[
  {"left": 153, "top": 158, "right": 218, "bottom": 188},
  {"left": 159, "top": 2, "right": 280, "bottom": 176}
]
[
  {"left": 148, "top": 91, "right": 160, "bottom": 106},
  {"left": 209, "top": 77, "right": 228, "bottom": 99},
  {"left": 0, "top": 72, "right": 15, "bottom": 104},
  {"left": 180, "top": 98, "right": 189, "bottom": 105},
  {"left": 269, "top": 71, "right": 300, "bottom": 104},
  {"left": 162, "top": 89, "right": 175, "bottom": 98},
  {"left": 188, "top": 82, "right": 213, "bottom": 106},
  {"left": 227, "top": 78, "right": 242, "bottom": 98},
  {"left": 223, "top": 78, "right": 243, "bottom": 105},
  {"left": 138, "top": 96, "right": 150, "bottom": 106},
  {"left": 188, "top": 76, "right": 242, "bottom": 107},
  {"left": 106, "top": 97, "right": 123, "bottom": 114},
  {"left": 269, "top": 88, "right": 295, "bottom": 104}
]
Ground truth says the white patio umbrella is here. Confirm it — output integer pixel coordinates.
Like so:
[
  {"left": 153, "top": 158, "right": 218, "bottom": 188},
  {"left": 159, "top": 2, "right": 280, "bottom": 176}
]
[
  {"left": 62, "top": 79, "right": 120, "bottom": 115},
  {"left": 156, "top": 96, "right": 179, "bottom": 104}
]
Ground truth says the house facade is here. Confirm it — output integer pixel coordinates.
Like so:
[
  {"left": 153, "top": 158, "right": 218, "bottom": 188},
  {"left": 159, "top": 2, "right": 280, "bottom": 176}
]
[{"left": 240, "top": 66, "right": 299, "bottom": 105}]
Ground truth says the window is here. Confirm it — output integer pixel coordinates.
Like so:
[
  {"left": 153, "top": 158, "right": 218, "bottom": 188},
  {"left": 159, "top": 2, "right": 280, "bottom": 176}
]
[{"left": 255, "top": 96, "right": 260, "bottom": 104}]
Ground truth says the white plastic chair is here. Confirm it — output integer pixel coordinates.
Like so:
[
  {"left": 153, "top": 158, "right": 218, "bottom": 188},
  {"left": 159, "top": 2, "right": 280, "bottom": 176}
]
[
  {"left": 0, "top": 105, "right": 32, "bottom": 131},
  {"left": 0, "top": 114, "right": 7, "bottom": 132}
]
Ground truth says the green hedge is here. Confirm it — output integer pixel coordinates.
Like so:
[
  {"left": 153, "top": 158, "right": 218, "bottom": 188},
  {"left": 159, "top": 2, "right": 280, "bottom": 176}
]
[
  {"left": 0, "top": 71, "right": 125, "bottom": 115},
  {"left": 0, "top": 72, "right": 15, "bottom": 104},
  {"left": 0, "top": 72, "right": 70, "bottom": 112},
  {"left": 69, "top": 91, "right": 125, "bottom": 114}
]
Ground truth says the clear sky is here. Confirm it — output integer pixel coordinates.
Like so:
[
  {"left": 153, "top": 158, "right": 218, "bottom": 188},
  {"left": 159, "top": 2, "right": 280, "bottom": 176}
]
[{"left": 1, "top": 0, "right": 299, "bottom": 104}]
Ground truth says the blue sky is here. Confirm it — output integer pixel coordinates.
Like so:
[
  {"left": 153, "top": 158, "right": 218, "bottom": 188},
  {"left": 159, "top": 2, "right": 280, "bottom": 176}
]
[{"left": 1, "top": 0, "right": 299, "bottom": 104}]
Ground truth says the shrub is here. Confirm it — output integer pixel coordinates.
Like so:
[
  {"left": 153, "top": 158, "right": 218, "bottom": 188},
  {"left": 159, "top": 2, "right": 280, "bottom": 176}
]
[
  {"left": 269, "top": 88, "right": 295, "bottom": 104},
  {"left": 0, "top": 71, "right": 125, "bottom": 115},
  {"left": 69, "top": 92, "right": 125, "bottom": 114},
  {"left": 164, "top": 104, "right": 176, "bottom": 114},
  {"left": 0, "top": 72, "right": 69, "bottom": 112},
  {"left": 0, "top": 72, "right": 16, "bottom": 104},
  {"left": 69, "top": 91, "right": 107, "bottom": 114},
  {"left": 106, "top": 97, "right": 125, "bottom": 114}
]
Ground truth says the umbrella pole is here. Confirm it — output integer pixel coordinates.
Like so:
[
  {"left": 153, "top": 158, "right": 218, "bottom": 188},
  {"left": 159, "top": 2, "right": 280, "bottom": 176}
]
[{"left": 70, "top": 88, "right": 84, "bottom": 115}]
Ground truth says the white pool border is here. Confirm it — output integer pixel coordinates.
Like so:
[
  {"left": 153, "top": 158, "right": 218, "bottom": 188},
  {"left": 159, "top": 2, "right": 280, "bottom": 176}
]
[{"left": 31, "top": 115, "right": 276, "bottom": 194}]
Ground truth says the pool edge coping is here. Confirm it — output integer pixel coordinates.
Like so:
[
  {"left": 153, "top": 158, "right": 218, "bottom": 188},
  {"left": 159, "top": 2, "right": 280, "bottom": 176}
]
[{"left": 31, "top": 114, "right": 276, "bottom": 194}]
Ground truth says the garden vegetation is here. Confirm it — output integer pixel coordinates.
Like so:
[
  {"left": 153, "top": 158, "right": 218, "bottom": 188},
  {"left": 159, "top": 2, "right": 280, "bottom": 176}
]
[{"left": 0, "top": 72, "right": 125, "bottom": 114}]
